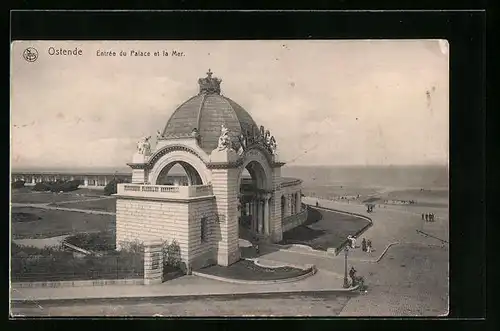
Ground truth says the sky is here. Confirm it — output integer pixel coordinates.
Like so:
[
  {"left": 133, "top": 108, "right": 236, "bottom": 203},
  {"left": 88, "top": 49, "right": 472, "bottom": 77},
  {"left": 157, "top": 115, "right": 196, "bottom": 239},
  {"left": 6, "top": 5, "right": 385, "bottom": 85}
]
[{"left": 11, "top": 40, "right": 449, "bottom": 170}]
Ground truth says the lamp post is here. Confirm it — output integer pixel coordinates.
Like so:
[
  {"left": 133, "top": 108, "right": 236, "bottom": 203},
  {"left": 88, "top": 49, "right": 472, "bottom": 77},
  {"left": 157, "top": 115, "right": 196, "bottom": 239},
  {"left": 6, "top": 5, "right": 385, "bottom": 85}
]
[{"left": 343, "top": 245, "right": 350, "bottom": 288}]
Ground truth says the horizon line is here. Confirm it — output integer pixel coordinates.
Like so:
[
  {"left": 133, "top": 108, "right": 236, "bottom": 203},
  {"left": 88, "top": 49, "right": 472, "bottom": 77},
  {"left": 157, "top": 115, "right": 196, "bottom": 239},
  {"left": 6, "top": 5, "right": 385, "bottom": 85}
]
[{"left": 11, "top": 163, "right": 448, "bottom": 171}]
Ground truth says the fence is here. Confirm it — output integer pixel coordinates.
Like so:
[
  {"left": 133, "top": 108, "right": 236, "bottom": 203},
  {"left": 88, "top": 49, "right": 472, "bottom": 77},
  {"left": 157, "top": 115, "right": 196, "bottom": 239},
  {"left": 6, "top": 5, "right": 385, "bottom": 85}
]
[{"left": 11, "top": 253, "right": 144, "bottom": 282}]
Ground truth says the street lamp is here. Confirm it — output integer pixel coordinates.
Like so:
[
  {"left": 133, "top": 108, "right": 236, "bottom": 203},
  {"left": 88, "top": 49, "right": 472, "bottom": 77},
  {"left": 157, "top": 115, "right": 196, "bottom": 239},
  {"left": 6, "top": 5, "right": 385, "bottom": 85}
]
[{"left": 343, "top": 245, "right": 350, "bottom": 288}]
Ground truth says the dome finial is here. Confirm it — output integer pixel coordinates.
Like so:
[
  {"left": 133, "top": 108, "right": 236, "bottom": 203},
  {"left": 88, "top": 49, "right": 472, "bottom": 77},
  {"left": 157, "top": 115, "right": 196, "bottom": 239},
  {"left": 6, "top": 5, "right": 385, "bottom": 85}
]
[{"left": 198, "top": 69, "right": 221, "bottom": 95}]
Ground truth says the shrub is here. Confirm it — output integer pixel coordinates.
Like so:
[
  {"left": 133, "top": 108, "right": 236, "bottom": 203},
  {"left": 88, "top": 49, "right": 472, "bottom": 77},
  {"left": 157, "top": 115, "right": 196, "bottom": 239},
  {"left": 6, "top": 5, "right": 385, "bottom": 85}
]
[
  {"left": 50, "top": 180, "right": 81, "bottom": 192},
  {"left": 104, "top": 178, "right": 124, "bottom": 196},
  {"left": 118, "top": 240, "right": 144, "bottom": 254},
  {"left": 65, "top": 232, "right": 115, "bottom": 251},
  {"left": 163, "top": 240, "right": 181, "bottom": 268},
  {"left": 32, "top": 182, "right": 52, "bottom": 192},
  {"left": 11, "top": 180, "right": 25, "bottom": 189}
]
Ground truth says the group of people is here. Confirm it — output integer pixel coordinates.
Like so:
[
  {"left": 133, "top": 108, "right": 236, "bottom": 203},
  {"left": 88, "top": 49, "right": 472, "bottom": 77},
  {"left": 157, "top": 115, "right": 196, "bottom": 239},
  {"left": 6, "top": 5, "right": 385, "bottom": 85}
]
[
  {"left": 347, "top": 236, "right": 373, "bottom": 253},
  {"left": 384, "top": 199, "right": 416, "bottom": 205},
  {"left": 422, "top": 213, "right": 436, "bottom": 222}
]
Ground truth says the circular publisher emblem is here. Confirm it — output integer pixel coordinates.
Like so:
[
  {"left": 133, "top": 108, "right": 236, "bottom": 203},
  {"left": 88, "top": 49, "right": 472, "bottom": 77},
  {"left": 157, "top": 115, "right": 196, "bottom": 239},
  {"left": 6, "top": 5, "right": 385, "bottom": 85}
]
[{"left": 23, "top": 47, "right": 38, "bottom": 62}]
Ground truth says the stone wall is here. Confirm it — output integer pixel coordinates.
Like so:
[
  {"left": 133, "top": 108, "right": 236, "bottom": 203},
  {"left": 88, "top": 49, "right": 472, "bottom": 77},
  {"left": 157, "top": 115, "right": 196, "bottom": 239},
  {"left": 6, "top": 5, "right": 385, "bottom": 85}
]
[
  {"left": 115, "top": 197, "right": 190, "bottom": 261},
  {"left": 282, "top": 208, "right": 308, "bottom": 233},
  {"left": 187, "top": 197, "right": 218, "bottom": 269},
  {"left": 116, "top": 196, "right": 220, "bottom": 270}
]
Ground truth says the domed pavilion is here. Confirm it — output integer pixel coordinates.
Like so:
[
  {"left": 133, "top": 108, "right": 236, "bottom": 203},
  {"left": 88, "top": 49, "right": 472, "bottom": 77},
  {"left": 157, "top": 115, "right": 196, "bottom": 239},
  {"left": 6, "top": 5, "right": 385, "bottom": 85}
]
[{"left": 115, "top": 70, "right": 306, "bottom": 269}]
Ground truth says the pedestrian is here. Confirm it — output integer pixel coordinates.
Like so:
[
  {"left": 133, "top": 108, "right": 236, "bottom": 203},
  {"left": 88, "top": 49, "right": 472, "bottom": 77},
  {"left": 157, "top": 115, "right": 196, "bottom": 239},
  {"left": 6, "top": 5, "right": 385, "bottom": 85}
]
[
  {"left": 361, "top": 238, "right": 367, "bottom": 252},
  {"left": 421, "top": 213, "right": 424, "bottom": 220},
  {"left": 349, "top": 266, "right": 357, "bottom": 286},
  {"left": 316, "top": 201, "right": 319, "bottom": 207},
  {"left": 425, "top": 213, "right": 429, "bottom": 222},
  {"left": 367, "top": 239, "right": 372, "bottom": 253}
]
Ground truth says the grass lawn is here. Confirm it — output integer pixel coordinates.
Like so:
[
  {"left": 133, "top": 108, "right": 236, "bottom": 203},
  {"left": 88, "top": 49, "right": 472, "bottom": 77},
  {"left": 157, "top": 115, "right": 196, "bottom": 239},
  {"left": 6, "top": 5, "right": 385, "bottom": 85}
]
[
  {"left": 200, "top": 259, "right": 309, "bottom": 281},
  {"left": 11, "top": 207, "right": 115, "bottom": 239},
  {"left": 51, "top": 198, "right": 116, "bottom": 213},
  {"left": 11, "top": 189, "right": 103, "bottom": 204},
  {"left": 11, "top": 243, "right": 143, "bottom": 282},
  {"left": 280, "top": 207, "right": 371, "bottom": 251}
]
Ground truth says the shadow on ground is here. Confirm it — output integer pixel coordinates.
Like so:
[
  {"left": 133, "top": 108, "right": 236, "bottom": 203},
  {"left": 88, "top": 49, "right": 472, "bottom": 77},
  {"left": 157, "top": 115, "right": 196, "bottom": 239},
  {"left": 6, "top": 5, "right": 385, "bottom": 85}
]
[{"left": 279, "top": 206, "right": 370, "bottom": 251}]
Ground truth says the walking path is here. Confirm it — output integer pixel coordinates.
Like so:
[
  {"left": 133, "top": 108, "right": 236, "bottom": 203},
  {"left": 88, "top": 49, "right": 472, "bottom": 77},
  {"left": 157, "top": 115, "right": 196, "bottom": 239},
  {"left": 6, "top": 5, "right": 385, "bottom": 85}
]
[
  {"left": 11, "top": 270, "right": 348, "bottom": 304},
  {"left": 11, "top": 195, "right": 448, "bottom": 308},
  {"left": 302, "top": 197, "right": 447, "bottom": 260},
  {"left": 50, "top": 196, "right": 114, "bottom": 205},
  {"left": 13, "top": 235, "right": 70, "bottom": 249},
  {"left": 11, "top": 203, "right": 115, "bottom": 216}
]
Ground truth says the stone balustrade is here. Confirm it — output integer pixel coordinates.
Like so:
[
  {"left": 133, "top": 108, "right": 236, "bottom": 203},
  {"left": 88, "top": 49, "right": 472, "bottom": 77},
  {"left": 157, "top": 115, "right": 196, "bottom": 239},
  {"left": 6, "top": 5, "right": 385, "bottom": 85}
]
[{"left": 117, "top": 183, "right": 213, "bottom": 199}]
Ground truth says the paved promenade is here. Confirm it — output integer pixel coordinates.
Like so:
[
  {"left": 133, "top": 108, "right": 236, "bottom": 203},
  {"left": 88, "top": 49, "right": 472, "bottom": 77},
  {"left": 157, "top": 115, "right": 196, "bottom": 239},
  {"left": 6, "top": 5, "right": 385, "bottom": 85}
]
[
  {"left": 11, "top": 196, "right": 448, "bottom": 316},
  {"left": 11, "top": 269, "right": 346, "bottom": 303}
]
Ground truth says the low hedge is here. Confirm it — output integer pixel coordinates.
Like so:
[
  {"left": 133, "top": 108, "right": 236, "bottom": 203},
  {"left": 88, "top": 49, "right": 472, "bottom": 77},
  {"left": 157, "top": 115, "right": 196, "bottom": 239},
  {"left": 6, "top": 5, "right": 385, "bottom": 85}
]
[
  {"left": 32, "top": 180, "right": 82, "bottom": 192},
  {"left": 11, "top": 242, "right": 144, "bottom": 282}
]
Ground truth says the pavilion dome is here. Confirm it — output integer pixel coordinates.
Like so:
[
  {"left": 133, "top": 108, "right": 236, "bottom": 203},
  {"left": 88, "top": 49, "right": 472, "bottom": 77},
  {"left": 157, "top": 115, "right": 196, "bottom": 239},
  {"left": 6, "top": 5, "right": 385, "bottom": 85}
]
[{"left": 161, "top": 69, "right": 258, "bottom": 154}]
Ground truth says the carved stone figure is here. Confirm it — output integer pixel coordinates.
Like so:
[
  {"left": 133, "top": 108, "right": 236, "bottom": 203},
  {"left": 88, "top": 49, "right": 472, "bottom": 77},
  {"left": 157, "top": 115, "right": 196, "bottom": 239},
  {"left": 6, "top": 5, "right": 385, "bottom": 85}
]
[
  {"left": 246, "top": 129, "right": 253, "bottom": 145},
  {"left": 137, "top": 136, "right": 151, "bottom": 155},
  {"left": 269, "top": 136, "right": 277, "bottom": 155},
  {"left": 156, "top": 130, "right": 163, "bottom": 140},
  {"left": 191, "top": 128, "right": 201, "bottom": 144},
  {"left": 265, "top": 130, "right": 271, "bottom": 145},
  {"left": 217, "top": 124, "right": 231, "bottom": 151},
  {"left": 239, "top": 133, "right": 247, "bottom": 150}
]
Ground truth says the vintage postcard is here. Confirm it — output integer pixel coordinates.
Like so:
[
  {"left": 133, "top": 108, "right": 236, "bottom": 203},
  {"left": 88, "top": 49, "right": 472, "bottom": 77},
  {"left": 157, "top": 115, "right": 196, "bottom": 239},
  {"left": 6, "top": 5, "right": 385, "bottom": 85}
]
[{"left": 10, "top": 40, "right": 449, "bottom": 317}]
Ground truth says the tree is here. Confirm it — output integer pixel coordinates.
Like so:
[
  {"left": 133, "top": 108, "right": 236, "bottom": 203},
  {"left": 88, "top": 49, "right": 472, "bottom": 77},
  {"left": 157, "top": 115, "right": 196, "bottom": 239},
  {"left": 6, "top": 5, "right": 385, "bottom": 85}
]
[
  {"left": 104, "top": 178, "right": 124, "bottom": 196},
  {"left": 11, "top": 180, "right": 25, "bottom": 189}
]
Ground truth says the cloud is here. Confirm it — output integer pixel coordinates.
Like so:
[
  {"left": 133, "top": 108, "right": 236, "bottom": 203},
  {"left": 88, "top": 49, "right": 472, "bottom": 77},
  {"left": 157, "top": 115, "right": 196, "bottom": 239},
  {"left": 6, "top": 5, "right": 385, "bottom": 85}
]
[{"left": 11, "top": 40, "right": 448, "bottom": 168}]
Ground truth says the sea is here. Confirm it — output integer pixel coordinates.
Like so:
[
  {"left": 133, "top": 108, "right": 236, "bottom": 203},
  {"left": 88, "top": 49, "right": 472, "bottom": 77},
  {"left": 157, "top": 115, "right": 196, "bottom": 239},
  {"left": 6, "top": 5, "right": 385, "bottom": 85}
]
[
  {"left": 15, "top": 165, "right": 448, "bottom": 190},
  {"left": 281, "top": 165, "right": 448, "bottom": 190}
]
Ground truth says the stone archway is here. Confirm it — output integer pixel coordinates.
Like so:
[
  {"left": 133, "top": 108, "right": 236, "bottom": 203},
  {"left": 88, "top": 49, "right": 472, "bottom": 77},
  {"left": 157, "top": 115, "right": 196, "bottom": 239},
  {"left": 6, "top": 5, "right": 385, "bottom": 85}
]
[
  {"left": 148, "top": 149, "right": 211, "bottom": 186},
  {"left": 237, "top": 148, "right": 274, "bottom": 239},
  {"left": 156, "top": 161, "right": 203, "bottom": 186}
]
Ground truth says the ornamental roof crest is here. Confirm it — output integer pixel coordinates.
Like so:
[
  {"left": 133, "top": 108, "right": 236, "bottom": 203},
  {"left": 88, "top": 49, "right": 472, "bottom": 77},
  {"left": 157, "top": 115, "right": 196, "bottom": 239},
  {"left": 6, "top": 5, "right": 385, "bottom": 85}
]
[{"left": 198, "top": 69, "right": 222, "bottom": 95}]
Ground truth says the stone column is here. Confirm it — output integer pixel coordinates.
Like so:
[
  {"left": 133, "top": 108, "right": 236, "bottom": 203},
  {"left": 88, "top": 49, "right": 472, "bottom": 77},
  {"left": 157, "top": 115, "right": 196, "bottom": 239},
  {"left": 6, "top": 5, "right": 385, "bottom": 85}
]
[
  {"left": 210, "top": 148, "right": 241, "bottom": 267},
  {"left": 84, "top": 177, "right": 89, "bottom": 186},
  {"left": 104, "top": 177, "right": 108, "bottom": 186},
  {"left": 143, "top": 240, "right": 164, "bottom": 285},
  {"left": 264, "top": 195, "right": 270, "bottom": 235},
  {"left": 32, "top": 177, "right": 36, "bottom": 184},
  {"left": 297, "top": 192, "right": 301, "bottom": 212}
]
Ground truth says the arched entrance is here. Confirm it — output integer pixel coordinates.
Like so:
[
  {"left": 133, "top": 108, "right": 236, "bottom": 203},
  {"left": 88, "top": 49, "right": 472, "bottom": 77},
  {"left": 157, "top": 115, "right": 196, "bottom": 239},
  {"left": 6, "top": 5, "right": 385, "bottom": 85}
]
[
  {"left": 237, "top": 152, "right": 273, "bottom": 241},
  {"left": 156, "top": 161, "right": 203, "bottom": 186}
]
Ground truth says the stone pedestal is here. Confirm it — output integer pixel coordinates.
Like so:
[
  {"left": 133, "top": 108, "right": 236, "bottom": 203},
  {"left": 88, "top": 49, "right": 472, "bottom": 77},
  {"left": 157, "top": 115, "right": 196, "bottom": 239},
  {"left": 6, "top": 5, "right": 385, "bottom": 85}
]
[{"left": 143, "top": 240, "right": 164, "bottom": 285}]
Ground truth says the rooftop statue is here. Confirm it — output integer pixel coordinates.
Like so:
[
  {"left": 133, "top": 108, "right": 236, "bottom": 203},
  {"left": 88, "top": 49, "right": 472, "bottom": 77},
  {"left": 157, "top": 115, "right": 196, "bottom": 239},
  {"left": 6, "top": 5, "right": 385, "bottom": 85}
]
[
  {"left": 217, "top": 124, "right": 231, "bottom": 151},
  {"left": 137, "top": 136, "right": 151, "bottom": 155},
  {"left": 269, "top": 136, "right": 277, "bottom": 155}
]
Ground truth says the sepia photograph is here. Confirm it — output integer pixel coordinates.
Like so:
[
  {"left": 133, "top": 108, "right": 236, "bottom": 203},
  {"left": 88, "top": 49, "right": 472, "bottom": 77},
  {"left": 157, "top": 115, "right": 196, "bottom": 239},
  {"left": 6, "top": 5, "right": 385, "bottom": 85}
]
[{"left": 10, "top": 40, "right": 449, "bottom": 317}]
